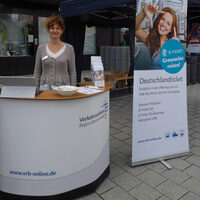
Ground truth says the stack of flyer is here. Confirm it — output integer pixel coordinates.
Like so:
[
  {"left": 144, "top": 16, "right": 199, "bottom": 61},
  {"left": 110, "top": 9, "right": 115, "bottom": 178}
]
[{"left": 91, "top": 56, "right": 105, "bottom": 88}]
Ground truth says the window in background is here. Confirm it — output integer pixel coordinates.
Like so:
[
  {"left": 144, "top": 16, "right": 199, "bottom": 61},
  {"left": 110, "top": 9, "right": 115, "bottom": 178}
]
[
  {"left": 0, "top": 13, "right": 33, "bottom": 56},
  {"left": 120, "top": 28, "right": 129, "bottom": 46},
  {"left": 187, "top": 23, "right": 200, "bottom": 54},
  {"left": 83, "top": 26, "right": 96, "bottom": 55},
  {"left": 38, "top": 17, "right": 50, "bottom": 45}
]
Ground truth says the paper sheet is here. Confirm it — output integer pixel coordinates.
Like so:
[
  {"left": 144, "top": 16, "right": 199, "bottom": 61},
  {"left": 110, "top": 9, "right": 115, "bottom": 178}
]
[{"left": 77, "top": 87, "right": 103, "bottom": 95}]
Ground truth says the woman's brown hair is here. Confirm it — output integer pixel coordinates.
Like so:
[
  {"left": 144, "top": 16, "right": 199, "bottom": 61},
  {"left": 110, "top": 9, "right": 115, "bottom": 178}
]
[
  {"left": 45, "top": 15, "right": 65, "bottom": 32},
  {"left": 147, "top": 7, "right": 178, "bottom": 57}
]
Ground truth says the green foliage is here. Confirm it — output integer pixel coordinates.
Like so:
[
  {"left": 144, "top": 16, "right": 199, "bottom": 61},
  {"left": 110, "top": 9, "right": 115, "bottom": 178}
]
[{"left": 22, "top": 25, "right": 30, "bottom": 43}]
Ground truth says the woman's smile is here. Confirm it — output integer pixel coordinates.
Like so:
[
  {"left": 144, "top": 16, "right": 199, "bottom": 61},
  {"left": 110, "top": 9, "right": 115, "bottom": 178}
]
[{"left": 159, "top": 24, "right": 167, "bottom": 32}]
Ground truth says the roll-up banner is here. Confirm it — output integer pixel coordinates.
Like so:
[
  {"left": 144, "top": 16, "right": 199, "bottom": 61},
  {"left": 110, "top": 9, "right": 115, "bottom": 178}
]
[{"left": 132, "top": 0, "right": 189, "bottom": 165}]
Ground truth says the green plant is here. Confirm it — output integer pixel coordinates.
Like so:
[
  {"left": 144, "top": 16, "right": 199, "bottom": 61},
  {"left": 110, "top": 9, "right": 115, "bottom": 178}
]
[
  {"left": 22, "top": 24, "right": 33, "bottom": 43},
  {"left": 0, "top": 20, "right": 7, "bottom": 43},
  {"left": 22, "top": 25, "right": 29, "bottom": 43}
]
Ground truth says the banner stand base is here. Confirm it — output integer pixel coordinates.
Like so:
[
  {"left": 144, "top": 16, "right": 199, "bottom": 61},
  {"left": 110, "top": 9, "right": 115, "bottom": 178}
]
[
  {"left": 160, "top": 160, "right": 172, "bottom": 169},
  {"left": 131, "top": 151, "right": 190, "bottom": 167}
]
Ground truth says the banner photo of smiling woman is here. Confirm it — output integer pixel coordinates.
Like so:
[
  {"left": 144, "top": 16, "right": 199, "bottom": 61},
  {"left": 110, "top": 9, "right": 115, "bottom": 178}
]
[{"left": 135, "top": 1, "right": 178, "bottom": 70}]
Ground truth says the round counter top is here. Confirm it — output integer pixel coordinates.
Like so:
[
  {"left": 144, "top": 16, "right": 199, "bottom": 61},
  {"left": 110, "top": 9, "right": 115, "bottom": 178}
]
[{"left": 0, "top": 84, "right": 113, "bottom": 100}]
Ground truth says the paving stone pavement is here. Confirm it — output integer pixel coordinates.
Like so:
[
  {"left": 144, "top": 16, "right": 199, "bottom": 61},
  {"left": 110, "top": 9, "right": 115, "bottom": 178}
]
[{"left": 76, "top": 84, "right": 200, "bottom": 200}]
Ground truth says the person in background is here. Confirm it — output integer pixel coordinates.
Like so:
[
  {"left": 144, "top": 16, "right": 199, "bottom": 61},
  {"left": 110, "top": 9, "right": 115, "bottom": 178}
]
[
  {"left": 34, "top": 15, "right": 76, "bottom": 92},
  {"left": 135, "top": 2, "right": 178, "bottom": 69}
]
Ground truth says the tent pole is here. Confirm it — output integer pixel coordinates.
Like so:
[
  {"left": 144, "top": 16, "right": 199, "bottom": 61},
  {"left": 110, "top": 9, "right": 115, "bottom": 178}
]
[{"left": 127, "top": 19, "right": 135, "bottom": 91}]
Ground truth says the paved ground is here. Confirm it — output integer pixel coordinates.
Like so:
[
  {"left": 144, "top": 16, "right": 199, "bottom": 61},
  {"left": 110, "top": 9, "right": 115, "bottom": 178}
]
[{"left": 76, "top": 84, "right": 200, "bottom": 200}]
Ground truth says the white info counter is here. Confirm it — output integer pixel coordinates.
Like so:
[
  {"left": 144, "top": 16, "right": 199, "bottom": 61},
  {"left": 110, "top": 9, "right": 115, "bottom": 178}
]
[{"left": 0, "top": 84, "right": 112, "bottom": 196}]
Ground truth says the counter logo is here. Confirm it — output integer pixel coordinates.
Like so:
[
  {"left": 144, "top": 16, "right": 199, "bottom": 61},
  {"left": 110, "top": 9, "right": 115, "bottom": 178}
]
[
  {"left": 79, "top": 98, "right": 109, "bottom": 128},
  {"left": 101, "top": 98, "right": 108, "bottom": 119}
]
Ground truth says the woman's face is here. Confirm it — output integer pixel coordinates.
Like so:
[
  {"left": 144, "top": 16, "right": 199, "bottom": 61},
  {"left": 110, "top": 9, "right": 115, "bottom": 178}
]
[
  {"left": 48, "top": 23, "right": 63, "bottom": 39},
  {"left": 157, "top": 12, "right": 173, "bottom": 37}
]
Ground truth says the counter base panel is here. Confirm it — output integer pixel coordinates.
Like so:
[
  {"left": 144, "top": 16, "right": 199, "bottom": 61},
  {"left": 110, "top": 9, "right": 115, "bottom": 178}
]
[
  {"left": 0, "top": 165, "right": 110, "bottom": 200},
  {"left": 0, "top": 141, "right": 109, "bottom": 196},
  {"left": 0, "top": 90, "right": 111, "bottom": 197}
]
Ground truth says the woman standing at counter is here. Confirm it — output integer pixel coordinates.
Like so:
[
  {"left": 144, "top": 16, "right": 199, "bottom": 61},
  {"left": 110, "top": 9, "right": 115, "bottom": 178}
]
[{"left": 34, "top": 15, "right": 76, "bottom": 92}]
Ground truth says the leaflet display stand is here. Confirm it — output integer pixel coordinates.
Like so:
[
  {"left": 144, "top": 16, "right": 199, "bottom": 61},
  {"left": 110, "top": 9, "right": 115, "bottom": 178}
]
[
  {"left": 0, "top": 76, "right": 36, "bottom": 98},
  {"left": 91, "top": 56, "right": 105, "bottom": 88}
]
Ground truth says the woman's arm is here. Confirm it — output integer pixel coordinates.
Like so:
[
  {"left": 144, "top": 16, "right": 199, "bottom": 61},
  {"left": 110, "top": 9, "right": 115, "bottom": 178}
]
[
  {"left": 135, "top": 9, "right": 149, "bottom": 43},
  {"left": 33, "top": 46, "right": 42, "bottom": 93},
  {"left": 135, "top": 3, "right": 163, "bottom": 43},
  {"left": 68, "top": 46, "right": 77, "bottom": 86}
]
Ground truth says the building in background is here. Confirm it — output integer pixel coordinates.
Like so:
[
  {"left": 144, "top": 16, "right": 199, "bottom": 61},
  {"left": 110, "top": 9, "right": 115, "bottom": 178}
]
[
  {"left": 0, "top": 0, "right": 121, "bottom": 76},
  {"left": 1, "top": 0, "right": 200, "bottom": 77}
]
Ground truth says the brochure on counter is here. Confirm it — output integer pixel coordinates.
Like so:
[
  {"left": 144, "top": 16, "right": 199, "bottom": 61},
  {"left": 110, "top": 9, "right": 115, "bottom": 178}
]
[{"left": 77, "top": 86, "right": 104, "bottom": 95}]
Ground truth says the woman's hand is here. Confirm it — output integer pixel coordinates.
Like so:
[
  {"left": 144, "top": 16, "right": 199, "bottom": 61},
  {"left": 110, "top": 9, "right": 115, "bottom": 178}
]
[
  {"left": 135, "top": 1, "right": 163, "bottom": 43},
  {"left": 172, "top": 26, "right": 179, "bottom": 41},
  {"left": 143, "top": 2, "right": 164, "bottom": 29}
]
